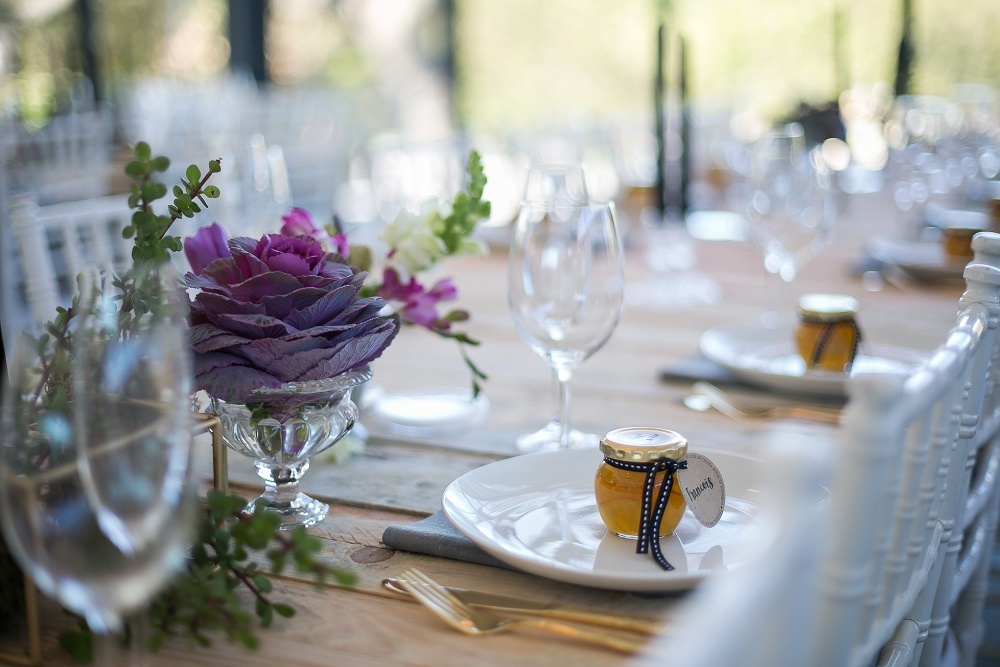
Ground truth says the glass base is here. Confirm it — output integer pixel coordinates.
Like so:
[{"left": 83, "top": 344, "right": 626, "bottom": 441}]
[
  {"left": 515, "top": 420, "right": 600, "bottom": 453},
  {"left": 370, "top": 387, "right": 489, "bottom": 436},
  {"left": 245, "top": 491, "right": 329, "bottom": 529}
]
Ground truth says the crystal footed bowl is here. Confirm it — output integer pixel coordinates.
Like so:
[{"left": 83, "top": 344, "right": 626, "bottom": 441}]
[{"left": 210, "top": 366, "right": 372, "bottom": 528}]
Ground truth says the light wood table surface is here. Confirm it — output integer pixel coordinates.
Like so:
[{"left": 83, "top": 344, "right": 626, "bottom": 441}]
[{"left": 14, "top": 191, "right": 967, "bottom": 666}]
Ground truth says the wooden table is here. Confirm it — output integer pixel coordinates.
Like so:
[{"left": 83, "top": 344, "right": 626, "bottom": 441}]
[{"left": 13, "top": 191, "right": 966, "bottom": 666}]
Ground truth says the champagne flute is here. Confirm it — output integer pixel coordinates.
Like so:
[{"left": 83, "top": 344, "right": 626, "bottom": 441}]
[
  {"left": 747, "top": 123, "right": 833, "bottom": 326},
  {"left": 515, "top": 163, "right": 598, "bottom": 452},
  {"left": 508, "top": 201, "right": 625, "bottom": 452},
  {"left": 0, "top": 263, "right": 196, "bottom": 662}
]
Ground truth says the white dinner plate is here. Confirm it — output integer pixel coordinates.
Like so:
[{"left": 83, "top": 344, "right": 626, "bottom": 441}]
[
  {"left": 867, "top": 235, "right": 969, "bottom": 284},
  {"left": 700, "top": 321, "right": 926, "bottom": 397},
  {"left": 442, "top": 448, "right": 773, "bottom": 592}
]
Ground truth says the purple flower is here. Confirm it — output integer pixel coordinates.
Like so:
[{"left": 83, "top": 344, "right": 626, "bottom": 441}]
[
  {"left": 184, "top": 222, "right": 231, "bottom": 275},
  {"left": 280, "top": 207, "right": 350, "bottom": 258},
  {"left": 379, "top": 268, "right": 459, "bottom": 330},
  {"left": 183, "top": 231, "right": 398, "bottom": 407},
  {"left": 280, "top": 207, "right": 322, "bottom": 238}
]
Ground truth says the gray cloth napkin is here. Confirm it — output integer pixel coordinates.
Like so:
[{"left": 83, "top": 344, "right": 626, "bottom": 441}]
[
  {"left": 658, "top": 353, "right": 750, "bottom": 389},
  {"left": 382, "top": 511, "right": 515, "bottom": 570}
]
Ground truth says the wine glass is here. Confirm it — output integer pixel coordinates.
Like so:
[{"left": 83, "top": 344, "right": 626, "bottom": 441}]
[
  {"left": 884, "top": 96, "right": 952, "bottom": 236},
  {"left": 746, "top": 123, "right": 833, "bottom": 326},
  {"left": 514, "top": 163, "right": 599, "bottom": 452},
  {"left": 508, "top": 201, "right": 625, "bottom": 452},
  {"left": 0, "top": 263, "right": 196, "bottom": 661},
  {"left": 73, "top": 265, "right": 196, "bottom": 556}
]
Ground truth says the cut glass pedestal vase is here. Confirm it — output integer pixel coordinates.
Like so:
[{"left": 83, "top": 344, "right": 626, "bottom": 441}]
[{"left": 211, "top": 366, "right": 372, "bottom": 529}]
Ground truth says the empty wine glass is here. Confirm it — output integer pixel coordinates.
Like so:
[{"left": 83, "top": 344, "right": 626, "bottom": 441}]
[
  {"left": 747, "top": 123, "right": 834, "bottom": 325},
  {"left": 514, "top": 163, "right": 599, "bottom": 452},
  {"left": 73, "top": 265, "right": 196, "bottom": 556},
  {"left": 508, "top": 201, "right": 625, "bottom": 452},
  {"left": 0, "top": 263, "right": 196, "bottom": 661}
]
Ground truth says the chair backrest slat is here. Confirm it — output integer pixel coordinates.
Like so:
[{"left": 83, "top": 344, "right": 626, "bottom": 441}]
[{"left": 9, "top": 193, "right": 132, "bottom": 333}]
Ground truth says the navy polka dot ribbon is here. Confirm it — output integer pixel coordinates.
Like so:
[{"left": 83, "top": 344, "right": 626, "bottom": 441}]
[
  {"left": 802, "top": 317, "right": 862, "bottom": 370},
  {"left": 603, "top": 456, "right": 688, "bottom": 571}
]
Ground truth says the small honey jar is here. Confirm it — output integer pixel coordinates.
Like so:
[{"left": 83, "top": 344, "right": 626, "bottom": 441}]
[
  {"left": 795, "top": 293, "right": 862, "bottom": 372},
  {"left": 940, "top": 226, "right": 979, "bottom": 259},
  {"left": 594, "top": 427, "right": 687, "bottom": 539}
]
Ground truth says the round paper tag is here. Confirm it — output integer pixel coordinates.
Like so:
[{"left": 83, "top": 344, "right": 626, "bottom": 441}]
[{"left": 676, "top": 453, "right": 726, "bottom": 528}]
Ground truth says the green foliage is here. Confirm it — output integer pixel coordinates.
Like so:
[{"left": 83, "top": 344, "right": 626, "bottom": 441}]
[
  {"left": 59, "top": 491, "right": 353, "bottom": 659},
  {"left": 122, "top": 141, "right": 222, "bottom": 266},
  {"left": 438, "top": 150, "right": 491, "bottom": 255},
  {"left": 144, "top": 491, "right": 354, "bottom": 650},
  {"left": 439, "top": 150, "right": 490, "bottom": 397}
]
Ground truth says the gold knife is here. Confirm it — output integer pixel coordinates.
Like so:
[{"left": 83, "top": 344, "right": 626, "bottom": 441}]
[{"left": 382, "top": 578, "right": 664, "bottom": 635}]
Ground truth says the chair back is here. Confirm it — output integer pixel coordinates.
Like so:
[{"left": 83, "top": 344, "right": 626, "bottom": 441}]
[
  {"left": 1, "top": 110, "right": 114, "bottom": 204},
  {"left": 816, "top": 231, "right": 1000, "bottom": 667},
  {"left": 7, "top": 193, "right": 132, "bottom": 334},
  {"left": 650, "top": 232, "right": 1000, "bottom": 667}
]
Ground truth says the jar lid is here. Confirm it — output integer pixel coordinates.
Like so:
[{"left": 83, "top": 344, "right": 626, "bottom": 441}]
[
  {"left": 798, "top": 293, "right": 859, "bottom": 321},
  {"left": 600, "top": 427, "right": 688, "bottom": 463}
]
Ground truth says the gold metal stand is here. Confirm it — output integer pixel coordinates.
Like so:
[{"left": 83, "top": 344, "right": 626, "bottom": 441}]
[
  {"left": 192, "top": 412, "right": 227, "bottom": 494},
  {"left": 0, "top": 413, "right": 223, "bottom": 666}
]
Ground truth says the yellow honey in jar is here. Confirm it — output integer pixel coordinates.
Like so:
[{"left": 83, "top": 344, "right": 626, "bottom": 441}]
[
  {"left": 940, "top": 226, "right": 978, "bottom": 259},
  {"left": 594, "top": 427, "right": 687, "bottom": 539},
  {"left": 795, "top": 293, "right": 861, "bottom": 372}
]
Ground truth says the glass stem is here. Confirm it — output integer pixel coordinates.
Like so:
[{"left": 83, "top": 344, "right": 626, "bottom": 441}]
[
  {"left": 549, "top": 367, "right": 561, "bottom": 424},
  {"left": 555, "top": 367, "right": 573, "bottom": 450}
]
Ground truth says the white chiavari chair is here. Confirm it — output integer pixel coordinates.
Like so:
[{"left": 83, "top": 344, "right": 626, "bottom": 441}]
[
  {"left": 7, "top": 193, "right": 132, "bottom": 334},
  {"left": 647, "top": 232, "right": 1000, "bottom": 667},
  {"left": 813, "top": 231, "right": 1000, "bottom": 667},
  {"left": 0, "top": 109, "right": 114, "bottom": 205}
]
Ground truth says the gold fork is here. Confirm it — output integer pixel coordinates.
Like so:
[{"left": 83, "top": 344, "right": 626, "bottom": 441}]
[
  {"left": 397, "top": 569, "right": 648, "bottom": 654},
  {"left": 691, "top": 381, "right": 842, "bottom": 424}
]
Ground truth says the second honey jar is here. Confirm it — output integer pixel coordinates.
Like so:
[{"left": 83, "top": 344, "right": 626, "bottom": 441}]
[{"left": 795, "top": 292, "right": 862, "bottom": 372}]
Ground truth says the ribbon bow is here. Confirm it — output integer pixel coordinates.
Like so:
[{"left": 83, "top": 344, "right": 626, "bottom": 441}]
[{"left": 603, "top": 456, "right": 688, "bottom": 571}]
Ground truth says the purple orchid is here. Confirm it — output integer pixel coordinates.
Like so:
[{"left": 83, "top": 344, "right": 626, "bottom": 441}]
[
  {"left": 184, "top": 231, "right": 397, "bottom": 408},
  {"left": 184, "top": 222, "right": 231, "bottom": 275},
  {"left": 379, "top": 268, "right": 461, "bottom": 330}
]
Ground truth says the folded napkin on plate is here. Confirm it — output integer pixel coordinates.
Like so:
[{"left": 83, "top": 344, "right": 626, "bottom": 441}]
[
  {"left": 658, "top": 354, "right": 751, "bottom": 389},
  {"left": 382, "top": 511, "right": 514, "bottom": 570}
]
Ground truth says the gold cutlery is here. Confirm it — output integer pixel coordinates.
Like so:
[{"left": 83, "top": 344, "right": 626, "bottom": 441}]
[
  {"left": 395, "top": 569, "right": 649, "bottom": 654},
  {"left": 689, "top": 380, "right": 842, "bottom": 424},
  {"left": 382, "top": 577, "right": 662, "bottom": 635}
]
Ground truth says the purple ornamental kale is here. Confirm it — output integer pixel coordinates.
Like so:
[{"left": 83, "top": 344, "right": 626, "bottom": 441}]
[{"left": 183, "top": 231, "right": 398, "bottom": 406}]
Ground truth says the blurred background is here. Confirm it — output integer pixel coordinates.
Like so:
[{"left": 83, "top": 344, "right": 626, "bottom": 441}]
[
  {"left": 1, "top": 0, "right": 997, "bottom": 219},
  {"left": 0, "top": 0, "right": 998, "bottom": 339}
]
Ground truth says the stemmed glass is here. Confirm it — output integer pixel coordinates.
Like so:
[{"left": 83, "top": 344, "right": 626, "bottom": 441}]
[
  {"left": 0, "top": 263, "right": 196, "bottom": 661},
  {"left": 747, "top": 123, "right": 833, "bottom": 326},
  {"left": 514, "top": 163, "right": 598, "bottom": 452},
  {"left": 508, "top": 201, "right": 625, "bottom": 452}
]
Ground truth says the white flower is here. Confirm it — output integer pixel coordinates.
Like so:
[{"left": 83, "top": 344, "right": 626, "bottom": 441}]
[
  {"left": 380, "top": 199, "right": 447, "bottom": 280},
  {"left": 453, "top": 237, "right": 488, "bottom": 258}
]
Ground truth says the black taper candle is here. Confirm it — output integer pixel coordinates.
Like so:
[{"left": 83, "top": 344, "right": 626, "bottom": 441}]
[
  {"left": 678, "top": 35, "right": 690, "bottom": 221},
  {"left": 654, "top": 23, "right": 667, "bottom": 219}
]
